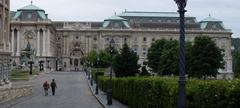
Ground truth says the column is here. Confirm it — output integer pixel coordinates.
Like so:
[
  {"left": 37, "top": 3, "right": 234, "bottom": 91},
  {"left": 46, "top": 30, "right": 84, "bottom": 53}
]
[
  {"left": 42, "top": 29, "right": 46, "bottom": 56},
  {"left": 66, "top": 36, "right": 69, "bottom": 55},
  {"left": 16, "top": 30, "right": 20, "bottom": 56},
  {"left": 47, "top": 29, "right": 50, "bottom": 56},
  {"left": 36, "top": 30, "right": 40, "bottom": 56},
  {"left": 11, "top": 29, "right": 14, "bottom": 56}
]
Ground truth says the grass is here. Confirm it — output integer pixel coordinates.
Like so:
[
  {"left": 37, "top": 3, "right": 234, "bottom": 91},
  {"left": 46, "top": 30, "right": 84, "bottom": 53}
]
[{"left": 11, "top": 68, "right": 40, "bottom": 81}]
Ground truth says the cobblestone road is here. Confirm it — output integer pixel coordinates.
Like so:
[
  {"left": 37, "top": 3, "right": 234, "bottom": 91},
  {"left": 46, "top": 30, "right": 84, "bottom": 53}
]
[{"left": 9, "top": 72, "right": 103, "bottom": 108}]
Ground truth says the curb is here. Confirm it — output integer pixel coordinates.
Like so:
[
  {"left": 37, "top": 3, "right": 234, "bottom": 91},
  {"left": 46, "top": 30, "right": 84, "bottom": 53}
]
[{"left": 86, "top": 77, "right": 106, "bottom": 108}]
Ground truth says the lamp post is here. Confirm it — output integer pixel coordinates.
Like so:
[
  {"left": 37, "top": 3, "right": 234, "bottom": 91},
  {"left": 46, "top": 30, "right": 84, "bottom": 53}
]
[
  {"left": 174, "top": 0, "right": 187, "bottom": 108},
  {"left": 107, "top": 38, "right": 115, "bottom": 105},
  {"left": 95, "top": 57, "right": 100, "bottom": 95},
  {"left": 90, "top": 63, "right": 93, "bottom": 86},
  {"left": 28, "top": 60, "right": 34, "bottom": 75},
  {"left": 87, "top": 61, "right": 90, "bottom": 80}
]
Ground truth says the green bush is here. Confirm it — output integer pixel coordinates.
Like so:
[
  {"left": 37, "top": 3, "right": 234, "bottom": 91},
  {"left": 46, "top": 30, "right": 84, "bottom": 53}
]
[
  {"left": 91, "top": 68, "right": 105, "bottom": 81},
  {"left": 11, "top": 69, "right": 29, "bottom": 80},
  {"left": 98, "top": 77, "right": 240, "bottom": 108}
]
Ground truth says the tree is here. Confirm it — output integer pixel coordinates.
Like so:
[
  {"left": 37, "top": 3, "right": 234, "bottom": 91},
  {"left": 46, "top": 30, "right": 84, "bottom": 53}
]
[
  {"left": 158, "top": 39, "right": 179, "bottom": 75},
  {"left": 140, "top": 66, "right": 150, "bottom": 76},
  {"left": 86, "top": 50, "right": 111, "bottom": 68},
  {"left": 98, "top": 50, "right": 111, "bottom": 68},
  {"left": 189, "top": 36, "right": 225, "bottom": 79},
  {"left": 147, "top": 39, "right": 168, "bottom": 74},
  {"left": 233, "top": 51, "right": 240, "bottom": 78},
  {"left": 86, "top": 51, "right": 97, "bottom": 67},
  {"left": 147, "top": 38, "right": 193, "bottom": 76},
  {"left": 113, "top": 43, "right": 140, "bottom": 77}
]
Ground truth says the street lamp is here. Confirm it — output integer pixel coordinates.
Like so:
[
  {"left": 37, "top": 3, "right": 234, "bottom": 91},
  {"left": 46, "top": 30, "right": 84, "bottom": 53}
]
[
  {"left": 95, "top": 57, "right": 100, "bottom": 95},
  {"left": 28, "top": 60, "right": 34, "bottom": 75},
  {"left": 107, "top": 38, "right": 115, "bottom": 105},
  {"left": 87, "top": 61, "right": 91, "bottom": 80},
  {"left": 90, "top": 63, "right": 93, "bottom": 86},
  {"left": 174, "top": 0, "right": 187, "bottom": 108}
]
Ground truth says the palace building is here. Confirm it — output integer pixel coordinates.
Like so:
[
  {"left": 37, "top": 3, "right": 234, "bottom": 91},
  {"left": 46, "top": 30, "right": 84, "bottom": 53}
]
[
  {"left": 10, "top": 3, "right": 233, "bottom": 79},
  {"left": 0, "top": 0, "right": 10, "bottom": 86}
]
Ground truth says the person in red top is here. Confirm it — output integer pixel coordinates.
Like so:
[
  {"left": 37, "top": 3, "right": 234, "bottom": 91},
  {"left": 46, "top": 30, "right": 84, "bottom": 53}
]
[{"left": 43, "top": 81, "right": 49, "bottom": 96}]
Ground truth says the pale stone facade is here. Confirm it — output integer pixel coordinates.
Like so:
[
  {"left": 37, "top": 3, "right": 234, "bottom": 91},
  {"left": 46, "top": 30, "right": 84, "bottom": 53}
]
[
  {"left": 10, "top": 3, "right": 233, "bottom": 79},
  {"left": 0, "top": 0, "right": 10, "bottom": 86}
]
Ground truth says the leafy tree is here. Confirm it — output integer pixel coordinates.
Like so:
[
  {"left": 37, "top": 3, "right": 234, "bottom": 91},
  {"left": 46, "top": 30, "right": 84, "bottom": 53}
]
[
  {"left": 185, "top": 42, "right": 193, "bottom": 75},
  {"left": 189, "top": 36, "right": 225, "bottom": 79},
  {"left": 233, "top": 51, "right": 240, "bottom": 78},
  {"left": 232, "top": 38, "right": 240, "bottom": 51},
  {"left": 158, "top": 39, "right": 179, "bottom": 75},
  {"left": 140, "top": 66, "right": 150, "bottom": 76},
  {"left": 147, "top": 39, "right": 192, "bottom": 76},
  {"left": 113, "top": 43, "right": 140, "bottom": 77},
  {"left": 98, "top": 50, "right": 111, "bottom": 68},
  {"left": 86, "top": 51, "right": 97, "bottom": 67},
  {"left": 147, "top": 39, "right": 168, "bottom": 74},
  {"left": 86, "top": 50, "right": 111, "bottom": 68}
]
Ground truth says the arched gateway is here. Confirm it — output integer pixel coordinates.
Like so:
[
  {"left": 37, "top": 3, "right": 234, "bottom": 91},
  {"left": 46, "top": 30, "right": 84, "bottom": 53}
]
[{"left": 69, "top": 42, "right": 85, "bottom": 71}]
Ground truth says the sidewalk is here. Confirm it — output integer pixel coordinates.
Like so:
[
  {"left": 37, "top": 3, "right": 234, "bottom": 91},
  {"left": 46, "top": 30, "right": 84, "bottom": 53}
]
[
  {"left": 86, "top": 75, "right": 128, "bottom": 108},
  {"left": 0, "top": 70, "right": 47, "bottom": 107}
]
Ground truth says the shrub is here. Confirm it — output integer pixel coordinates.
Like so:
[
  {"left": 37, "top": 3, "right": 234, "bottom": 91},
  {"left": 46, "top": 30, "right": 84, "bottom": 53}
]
[{"left": 98, "top": 77, "right": 240, "bottom": 108}]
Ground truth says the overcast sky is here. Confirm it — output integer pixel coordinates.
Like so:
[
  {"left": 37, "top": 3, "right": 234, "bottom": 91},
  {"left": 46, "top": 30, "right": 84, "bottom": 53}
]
[{"left": 11, "top": 0, "right": 240, "bottom": 38}]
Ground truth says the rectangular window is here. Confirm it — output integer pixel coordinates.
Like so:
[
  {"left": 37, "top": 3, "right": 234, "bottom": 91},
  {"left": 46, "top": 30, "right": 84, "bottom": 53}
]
[{"left": 143, "top": 37, "right": 147, "bottom": 42}]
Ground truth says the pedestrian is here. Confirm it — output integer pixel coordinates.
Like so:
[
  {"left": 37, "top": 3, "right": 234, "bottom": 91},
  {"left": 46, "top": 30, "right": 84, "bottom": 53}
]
[
  {"left": 50, "top": 79, "right": 57, "bottom": 95},
  {"left": 43, "top": 81, "right": 49, "bottom": 96}
]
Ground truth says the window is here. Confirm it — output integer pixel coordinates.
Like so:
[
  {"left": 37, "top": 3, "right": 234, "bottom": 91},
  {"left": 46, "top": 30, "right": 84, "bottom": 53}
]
[
  {"left": 93, "top": 37, "right": 97, "bottom": 41},
  {"left": 143, "top": 48, "right": 147, "bottom": 51},
  {"left": 134, "top": 48, "right": 138, "bottom": 52},
  {"left": 152, "top": 38, "right": 155, "bottom": 41},
  {"left": 134, "top": 37, "right": 138, "bottom": 41},
  {"left": 143, "top": 37, "right": 147, "bottom": 42},
  {"left": 105, "top": 37, "right": 109, "bottom": 42},
  {"left": 124, "top": 38, "right": 127, "bottom": 42},
  {"left": 27, "top": 13, "right": 32, "bottom": 19},
  {"left": 114, "top": 22, "right": 120, "bottom": 28},
  {"left": 158, "top": 19, "right": 162, "bottom": 22}
]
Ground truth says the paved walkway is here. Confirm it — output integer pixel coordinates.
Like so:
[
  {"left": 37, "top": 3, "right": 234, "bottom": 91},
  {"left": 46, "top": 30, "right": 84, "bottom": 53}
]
[
  {"left": 87, "top": 78, "right": 128, "bottom": 108},
  {"left": 6, "top": 72, "right": 103, "bottom": 108}
]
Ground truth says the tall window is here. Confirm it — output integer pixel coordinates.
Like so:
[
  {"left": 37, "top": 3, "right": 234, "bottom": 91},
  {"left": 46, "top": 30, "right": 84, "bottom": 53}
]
[{"left": 143, "top": 37, "right": 147, "bottom": 42}]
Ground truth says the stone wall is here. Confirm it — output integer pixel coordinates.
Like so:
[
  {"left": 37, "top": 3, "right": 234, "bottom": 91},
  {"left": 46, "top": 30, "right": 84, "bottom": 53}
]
[{"left": 0, "top": 85, "right": 32, "bottom": 102}]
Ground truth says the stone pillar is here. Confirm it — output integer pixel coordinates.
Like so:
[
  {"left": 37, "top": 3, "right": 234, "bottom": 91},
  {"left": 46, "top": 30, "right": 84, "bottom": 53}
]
[
  {"left": 11, "top": 29, "right": 14, "bottom": 56},
  {"left": 42, "top": 29, "right": 46, "bottom": 56},
  {"left": 47, "top": 29, "right": 50, "bottom": 56},
  {"left": 16, "top": 30, "right": 20, "bottom": 56},
  {"left": 36, "top": 30, "right": 40, "bottom": 56}
]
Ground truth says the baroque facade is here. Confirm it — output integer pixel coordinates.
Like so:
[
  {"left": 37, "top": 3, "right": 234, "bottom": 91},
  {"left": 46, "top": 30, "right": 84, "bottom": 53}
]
[
  {"left": 0, "top": 0, "right": 10, "bottom": 86},
  {"left": 10, "top": 3, "right": 233, "bottom": 79}
]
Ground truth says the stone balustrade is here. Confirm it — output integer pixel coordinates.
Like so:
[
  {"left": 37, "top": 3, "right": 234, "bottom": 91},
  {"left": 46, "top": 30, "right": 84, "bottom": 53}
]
[{"left": 0, "top": 85, "right": 32, "bottom": 102}]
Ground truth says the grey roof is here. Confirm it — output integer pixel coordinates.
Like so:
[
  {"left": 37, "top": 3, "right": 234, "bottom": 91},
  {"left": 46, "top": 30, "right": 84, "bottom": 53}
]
[
  {"left": 104, "top": 15, "right": 126, "bottom": 21},
  {"left": 200, "top": 16, "right": 222, "bottom": 22},
  {"left": 18, "top": 4, "right": 44, "bottom": 11},
  {"left": 118, "top": 11, "right": 192, "bottom": 18}
]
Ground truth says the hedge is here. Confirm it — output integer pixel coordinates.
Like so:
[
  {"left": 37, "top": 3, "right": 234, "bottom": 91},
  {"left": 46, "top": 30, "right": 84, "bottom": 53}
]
[
  {"left": 98, "top": 77, "right": 240, "bottom": 108},
  {"left": 91, "top": 68, "right": 105, "bottom": 81}
]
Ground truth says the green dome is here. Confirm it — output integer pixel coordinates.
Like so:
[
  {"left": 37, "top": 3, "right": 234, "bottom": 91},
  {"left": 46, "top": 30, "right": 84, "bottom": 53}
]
[
  {"left": 200, "top": 15, "right": 222, "bottom": 23},
  {"left": 18, "top": 4, "right": 44, "bottom": 11},
  {"left": 104, "top": 15, "right": 126, "bottom": 21}
]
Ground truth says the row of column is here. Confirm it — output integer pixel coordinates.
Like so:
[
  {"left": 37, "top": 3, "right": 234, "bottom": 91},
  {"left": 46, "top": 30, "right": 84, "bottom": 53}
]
[
  {"left": 11, "top": 28, "right": 51, "bottom": 57},
  {"left": 36, "top": 28, "right": 50, "bottom": 56}
]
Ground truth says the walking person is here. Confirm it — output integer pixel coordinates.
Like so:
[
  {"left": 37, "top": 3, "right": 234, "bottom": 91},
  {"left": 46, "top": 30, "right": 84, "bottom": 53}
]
[
  {"left": 50, "top": 79, "right": 57, "bottom": 95},
  {"left": 43, "top": 81, "right": 49, "bottom": 96}
]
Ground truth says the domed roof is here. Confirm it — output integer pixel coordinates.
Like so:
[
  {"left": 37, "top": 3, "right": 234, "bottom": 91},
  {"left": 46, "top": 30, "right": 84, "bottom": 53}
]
[
  {"left": 200, "top": 15, "right": 222, "bottom": 23},
  {"left": 18, "top": 4, "right": 44, "bottom": 11},
  {"left": 104, "top": 15, "right": 127, "bottom": 21}
]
